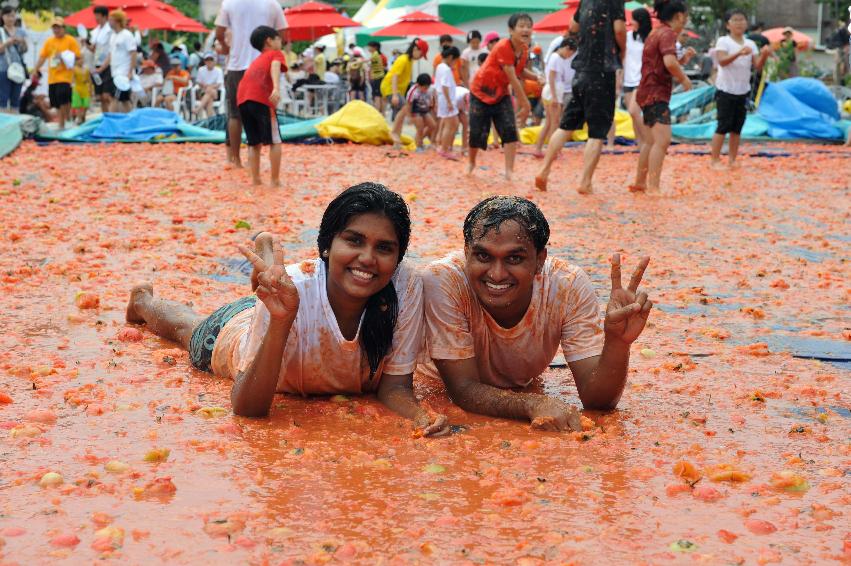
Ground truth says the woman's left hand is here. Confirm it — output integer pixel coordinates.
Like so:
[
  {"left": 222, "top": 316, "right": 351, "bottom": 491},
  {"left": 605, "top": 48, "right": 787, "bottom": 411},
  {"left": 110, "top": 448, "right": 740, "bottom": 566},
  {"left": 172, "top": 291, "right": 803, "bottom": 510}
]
[{"left": 414, "top": 409, "right": 450, "bottom": 437}]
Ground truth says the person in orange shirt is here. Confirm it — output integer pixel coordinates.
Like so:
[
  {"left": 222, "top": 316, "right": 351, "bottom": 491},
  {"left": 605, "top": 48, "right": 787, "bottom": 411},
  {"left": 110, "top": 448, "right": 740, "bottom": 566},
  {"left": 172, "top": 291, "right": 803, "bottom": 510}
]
[
  {"left": 432, "top": 34, "right": 462, "bottom": 84},
  {"left": 156, "top": 56, "right": 191, "bottom": 110},
  {"left": 423, "top": 196, "right": 653, "bottom": 431},
  {"left": 34, "top": 17, "right": 81, "bottom": 129}
]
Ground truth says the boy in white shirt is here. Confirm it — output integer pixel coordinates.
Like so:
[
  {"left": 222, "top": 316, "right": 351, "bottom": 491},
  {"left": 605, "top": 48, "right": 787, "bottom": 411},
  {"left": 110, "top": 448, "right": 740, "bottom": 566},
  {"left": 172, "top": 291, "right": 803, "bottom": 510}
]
[
  {"left": 710, "top": 9, "right": 770, "bottom": 167},
  {"left": 435, "top": 46, "right": 460, "bottom": 160},
  {"left": 195, "top": 52, "right": 224, "bottom": 118}
]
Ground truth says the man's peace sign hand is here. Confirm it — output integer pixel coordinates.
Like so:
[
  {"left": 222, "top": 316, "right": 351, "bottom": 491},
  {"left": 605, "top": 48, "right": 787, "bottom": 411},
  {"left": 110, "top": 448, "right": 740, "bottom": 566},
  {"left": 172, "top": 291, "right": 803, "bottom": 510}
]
[
  {"left": 238, "top": 240, "right": 299, "bottom": 321},
  {"left": 604, "top": 253, "right": 653, "bottom": 345}
]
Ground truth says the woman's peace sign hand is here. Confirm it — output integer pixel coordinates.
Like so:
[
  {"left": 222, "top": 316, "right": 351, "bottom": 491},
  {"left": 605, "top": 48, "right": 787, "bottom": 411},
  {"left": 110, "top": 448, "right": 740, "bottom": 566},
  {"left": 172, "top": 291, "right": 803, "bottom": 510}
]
[
  {"left": 238, "top": 241, "right": 299, "bottom": 321},
  {"left": 604, "top": 253, "right": 653, "bottom": 345}
]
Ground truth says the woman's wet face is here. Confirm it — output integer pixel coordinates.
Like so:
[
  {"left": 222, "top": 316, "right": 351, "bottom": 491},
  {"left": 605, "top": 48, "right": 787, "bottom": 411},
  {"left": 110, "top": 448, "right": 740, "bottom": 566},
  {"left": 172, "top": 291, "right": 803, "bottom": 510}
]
[{"left": 326, "top": 212, "right": 401, "bottom": 303}]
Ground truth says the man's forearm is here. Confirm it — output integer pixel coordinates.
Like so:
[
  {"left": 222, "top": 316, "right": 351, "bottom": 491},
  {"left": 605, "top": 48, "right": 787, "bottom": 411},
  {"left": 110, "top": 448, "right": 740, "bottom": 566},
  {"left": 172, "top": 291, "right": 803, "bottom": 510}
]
[
  {"left": 579, "top": 338, "right": 630, "bottom": 410},
  {"left": 230, "top": 318, "right": 292, "bottom": 417},
  {"left": 447, "top": 380, "right": 543, "bottom": 421}
]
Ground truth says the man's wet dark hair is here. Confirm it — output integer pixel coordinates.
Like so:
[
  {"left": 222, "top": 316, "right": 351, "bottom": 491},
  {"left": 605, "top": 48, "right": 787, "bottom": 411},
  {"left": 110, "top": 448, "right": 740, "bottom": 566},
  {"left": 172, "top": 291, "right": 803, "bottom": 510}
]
[
  {"left": 250, "top": 26, "right": 278, "bottom": 51},
  {"left": 508, "top": 13, "right": 533, "bottom": 29},
  {"left": 463, "top": 196, "right": 550, "bottom": 251},
  {"left": 94, "top": 5, "right": 109, "bottom": 17},
  {"left": 317, "top": 183, "right": 411, "bottom": 377}
]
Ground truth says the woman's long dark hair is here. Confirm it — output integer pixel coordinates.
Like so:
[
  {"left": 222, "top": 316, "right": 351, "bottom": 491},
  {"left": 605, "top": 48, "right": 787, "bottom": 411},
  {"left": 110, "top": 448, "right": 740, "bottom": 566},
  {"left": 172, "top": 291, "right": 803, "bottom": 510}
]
[
  {"left": 404, "top": 38, "right": 421, "bottom": 59},
  {"left": 632, "top": 8, "right": 652, "bottom": 42},
  {"left": 317, "top": 183, "right": 411, "bottom": 377},
  {"left": 654, "top": 0, "right": 688, "bottom": 23}
]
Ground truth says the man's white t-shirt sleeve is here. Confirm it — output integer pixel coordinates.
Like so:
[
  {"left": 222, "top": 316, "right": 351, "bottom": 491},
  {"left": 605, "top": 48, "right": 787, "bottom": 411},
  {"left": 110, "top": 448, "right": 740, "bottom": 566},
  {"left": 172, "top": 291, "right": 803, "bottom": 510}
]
[{"left": 214, "top": 3, "right": 230, "bottom": 27}]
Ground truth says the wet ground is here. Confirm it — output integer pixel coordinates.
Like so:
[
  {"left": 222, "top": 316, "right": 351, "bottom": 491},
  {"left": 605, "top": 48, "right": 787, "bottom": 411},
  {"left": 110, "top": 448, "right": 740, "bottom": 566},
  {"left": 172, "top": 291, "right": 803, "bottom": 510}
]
[{"left": 0, "top": 141, "right": 849, "bottom": 564}]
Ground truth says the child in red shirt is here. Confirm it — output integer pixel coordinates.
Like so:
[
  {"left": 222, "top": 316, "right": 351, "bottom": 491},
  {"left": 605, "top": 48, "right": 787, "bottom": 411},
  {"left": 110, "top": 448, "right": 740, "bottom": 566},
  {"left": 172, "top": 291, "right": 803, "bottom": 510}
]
[
  {"left": 631, "top": 0, "right": 692, "bottom": 194},
  {"left": 468, "top": 13, "right": 541, "bottom": 181},
  {"left": 237, "top": 26, "right": 286, "bottom": 187}
]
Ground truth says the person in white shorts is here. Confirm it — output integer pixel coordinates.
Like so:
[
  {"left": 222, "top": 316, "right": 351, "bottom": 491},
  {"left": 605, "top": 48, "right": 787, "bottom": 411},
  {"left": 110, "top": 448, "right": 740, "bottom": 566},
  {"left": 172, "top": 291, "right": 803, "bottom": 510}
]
[
  {"left": 435, "top": 46, "right": 461, "bottom": 160},
  {"left": 534, "top": 37, "right": 576, "bottom": 157}
]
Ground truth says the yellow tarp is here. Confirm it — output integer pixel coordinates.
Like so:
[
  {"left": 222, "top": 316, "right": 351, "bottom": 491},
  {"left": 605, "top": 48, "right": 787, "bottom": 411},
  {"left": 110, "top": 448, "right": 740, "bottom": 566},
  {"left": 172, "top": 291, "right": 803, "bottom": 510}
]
[
  {"left": 520, "top": 108, "right": 635, "bottom": 144},
  {"left": 316, "top": 100, "right": 414, "bottom": 148}
]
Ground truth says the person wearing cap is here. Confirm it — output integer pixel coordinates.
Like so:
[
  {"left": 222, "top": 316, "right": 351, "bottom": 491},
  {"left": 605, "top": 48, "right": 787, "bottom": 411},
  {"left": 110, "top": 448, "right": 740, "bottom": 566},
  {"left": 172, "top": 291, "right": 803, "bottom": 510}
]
[
  {"left": 314, "top": 45, "right": 327, "bottom": 81},
  {"left": 34, "top": 17, "right": 80, "bottom": 129},
  {"left": 196, "top": 52, "right": 224, "bottom": 119},
  {"left": 483, "top": 31, "right": 500, "bottom": 52},
  {"left": 380, "top": 38, "right": 428, "bottom": 145},
  {"left": 156, "top": 56, "right": 190, "bottom": 110},
  {"left": 97, "top": 10, "right": 136, "bottom": 113},
  {"left": 137, "top": 59, "right": 162, "bottom": 106}
]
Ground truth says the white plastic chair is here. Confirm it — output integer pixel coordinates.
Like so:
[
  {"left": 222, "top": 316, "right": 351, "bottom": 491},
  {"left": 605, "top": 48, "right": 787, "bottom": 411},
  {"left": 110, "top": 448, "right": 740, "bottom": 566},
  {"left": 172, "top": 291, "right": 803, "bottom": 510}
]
[{"left": 280, "top": 81, "right": 307, "bottom": 116}]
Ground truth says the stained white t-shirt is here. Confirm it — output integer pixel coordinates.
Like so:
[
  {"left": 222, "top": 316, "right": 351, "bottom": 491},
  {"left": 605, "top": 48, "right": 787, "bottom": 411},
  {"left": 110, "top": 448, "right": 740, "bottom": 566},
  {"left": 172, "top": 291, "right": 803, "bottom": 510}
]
[
  {"left": 623, "top": 32, "right": 644, "bottom": 88},
  {"left": 196, "top": 65, "right": 224, "bottom": 87},
  {"left": 108, "top": 29, "right": 137, "bottom": 79},
  {"left": 211, "top": 259, "right": 423, "bottom": 395},
  {"left": 215, "top": 0, "right": 287, "bottom": 72},
  {"left": 460, "top": 46, "right": 486, "bottom": 80},
  {"left": 714, "top": 35, "right": 758, "bottom": 95},
  {"left": 423, "top": 253, "right": 604, "bottom": 389},
  {"left": 435, "top": 62, "right": 456, "bottom": 104}
]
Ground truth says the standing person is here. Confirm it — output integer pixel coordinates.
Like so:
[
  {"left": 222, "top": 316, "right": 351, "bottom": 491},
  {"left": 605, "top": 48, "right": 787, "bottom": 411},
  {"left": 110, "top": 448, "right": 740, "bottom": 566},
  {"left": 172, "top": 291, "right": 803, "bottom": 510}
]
[
  {"left": 71, "top": 57, "right": 92, "bottom": 123},
  {"left": 467, "top": 14, "right": 539, "bottom": 181},
  {"left": 0, "top": 6, "right": 27, "bottom": 113},
  {"left": 432, "top": 35, "right": 463, "bottom": 85},
  {"left": 630, "top": 0, "right": 692, "bottom": 194},
  {"left": 366, "top": 41, "right": 385, "bottom": 111},
  {"left": 34, "top": 17, "right": 81, "bottom": 130},
  {"left": 435, "top": 46, "right": 461, "bottom": 160},
  {"left": 124, "top": 184, "right": 448, "bottom": 436},
  {"left": 237, "top": 26, "right": 285, "bottom": 187},
  {"left": 534, "top": 0, "right": 626, "bottom": 193},
  {"left": 533, "top": 38, "right": 576, "bottom": 158},
  {"left": 99, "top": 10, "right": 136, "bottom": 113},
  {"left": 215, "top": 0, "right": 287, "bottom": 168},
  {"left": 313, "top": 45, "right": 327, "bottom": 81},
  {"left": 347, "top": 53, "right": 367, "bottom": 101},
  {"left": 623, "top": 8, "right": 652, "bottom": 151},
  {"left": 710, "top": 9, "right": 770, "bottom": 168},
  {"left": 777, "top": 27, "right": 798, "bottom": 79},
  {"left": 460, "top": 30, "right": 485, "bottom": 86},
  {"left": 187, "top": 41, "right": 203, "bottom": 80},
  {"left": 196, "top": 52, "right": 224, "bottom": 118},
  {"left": 381, "top": 38, "right": 428, "bottom": 146},
  {"left": 88, "top": 5, "right": 113, "bottom": 110},
  {"left": 283, "top": 41, "right": 298, "bottom": 70}
]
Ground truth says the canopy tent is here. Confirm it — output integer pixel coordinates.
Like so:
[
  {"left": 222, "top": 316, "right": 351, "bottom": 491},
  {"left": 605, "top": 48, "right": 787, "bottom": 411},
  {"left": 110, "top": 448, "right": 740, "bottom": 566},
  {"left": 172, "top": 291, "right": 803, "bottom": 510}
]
[
  {"left": 763, "top": 27, "right": 812, "bottom": 50},
  {"left": 283, "top": 1, "right": 360, "bottom": 42},
  {"left": 373, "top": 11, "right": 464, "bottom": 37},
  {"left": 532, "top": 0, "right": 579, "bottom": 33},
  {"left": 65, "top": 0, "right": 207, "bottom": 32}
]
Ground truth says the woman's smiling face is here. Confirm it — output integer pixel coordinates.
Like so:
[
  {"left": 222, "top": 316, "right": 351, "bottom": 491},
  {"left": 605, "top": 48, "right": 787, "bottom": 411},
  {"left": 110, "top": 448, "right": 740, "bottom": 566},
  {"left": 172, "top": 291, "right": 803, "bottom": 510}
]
[{"left": 326, "top": 212, "right": 401, "bottom": 303}]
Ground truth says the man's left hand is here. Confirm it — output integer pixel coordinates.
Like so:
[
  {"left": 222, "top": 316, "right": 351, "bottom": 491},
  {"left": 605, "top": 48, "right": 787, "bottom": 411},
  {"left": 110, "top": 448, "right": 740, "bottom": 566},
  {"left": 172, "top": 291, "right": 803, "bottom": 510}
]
[{"left": 604, "top": 253, "right": 653, "bottom": 344}]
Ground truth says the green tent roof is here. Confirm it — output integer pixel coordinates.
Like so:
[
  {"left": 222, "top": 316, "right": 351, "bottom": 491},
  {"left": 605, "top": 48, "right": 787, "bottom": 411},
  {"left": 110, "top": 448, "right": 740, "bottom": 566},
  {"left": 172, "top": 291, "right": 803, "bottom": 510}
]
[{"left": 438, "top": 0, "right": 564, "bottom": 25}]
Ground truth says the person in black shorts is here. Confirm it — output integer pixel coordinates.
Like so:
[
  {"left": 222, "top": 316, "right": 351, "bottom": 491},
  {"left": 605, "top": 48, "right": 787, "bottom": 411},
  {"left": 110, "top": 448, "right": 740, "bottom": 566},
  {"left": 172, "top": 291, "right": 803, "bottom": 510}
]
[
  {"left": 535, "top": 0, "right": 626, "bottom": 194},
  {"left": 236, "top": 26, "right": 285, "bottom": 186}
]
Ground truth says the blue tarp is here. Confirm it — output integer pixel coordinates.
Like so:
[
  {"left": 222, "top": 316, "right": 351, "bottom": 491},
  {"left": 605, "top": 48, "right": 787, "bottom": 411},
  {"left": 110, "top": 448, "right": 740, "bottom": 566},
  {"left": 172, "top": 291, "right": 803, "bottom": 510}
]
[
  {"left": 0, "top": 113, "right": 24, "bottom": 158},
  {"left": 673, "top": 78, "right": 848, "bottom": 141}
]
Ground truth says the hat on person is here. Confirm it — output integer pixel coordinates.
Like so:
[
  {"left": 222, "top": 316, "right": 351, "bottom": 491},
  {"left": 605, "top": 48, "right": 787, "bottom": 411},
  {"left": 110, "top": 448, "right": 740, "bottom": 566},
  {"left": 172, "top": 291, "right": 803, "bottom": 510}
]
[
  {"left": 52, "top": 16, "right": 65, "bottom": 27},
  {"left": 352, "top": 48, "right": 362, "bottom": 57},
  {"left": 203, "top": 52, "right": 215, "bottom": 60},
  {"left": 782, "top": 26, "right": 794, "bottom": 34},
  {"left": 415, "top": 38, "right": 429, "bottom": 57},
  {"left": 484, "top": 31, "right": 500, "bottom": 44}
]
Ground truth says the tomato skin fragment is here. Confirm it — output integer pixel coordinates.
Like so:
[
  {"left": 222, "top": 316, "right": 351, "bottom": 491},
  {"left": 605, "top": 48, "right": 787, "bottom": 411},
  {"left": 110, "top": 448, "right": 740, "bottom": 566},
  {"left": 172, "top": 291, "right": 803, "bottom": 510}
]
[{"left": 717, "top": 529, "right": 738, "bottom": 544}]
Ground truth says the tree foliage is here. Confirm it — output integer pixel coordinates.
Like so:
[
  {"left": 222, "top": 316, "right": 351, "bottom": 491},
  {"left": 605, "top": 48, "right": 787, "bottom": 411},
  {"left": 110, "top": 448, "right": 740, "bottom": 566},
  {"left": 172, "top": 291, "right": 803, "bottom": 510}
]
[{"left": 686, "top": 0, "right": 758, "bottom": 34}]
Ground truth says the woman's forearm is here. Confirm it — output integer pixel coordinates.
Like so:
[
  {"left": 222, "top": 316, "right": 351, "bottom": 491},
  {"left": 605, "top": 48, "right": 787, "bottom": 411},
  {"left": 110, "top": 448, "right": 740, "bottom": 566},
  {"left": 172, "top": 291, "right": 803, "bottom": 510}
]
[{"left": 230, "top": 316, "right": 293, "bottom": 417}]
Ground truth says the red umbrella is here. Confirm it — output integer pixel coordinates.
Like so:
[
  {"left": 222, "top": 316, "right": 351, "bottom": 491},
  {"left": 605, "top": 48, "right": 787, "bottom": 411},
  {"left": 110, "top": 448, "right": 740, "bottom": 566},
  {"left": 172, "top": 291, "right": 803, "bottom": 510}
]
[
  {"left": 373, "top": 11, "right": 465, "bottom": 37},
  {"left": 283, "top": 1, "right": 360, "bottom": 42},
  {"left": 65, "top": 1, "right": 207, "bottom": 32},
  {"left": 532, "top": 0, "right": 580, "bottom": 33},
  {"left": 763, "top": 27, "right": 811, "bottom": 50}
]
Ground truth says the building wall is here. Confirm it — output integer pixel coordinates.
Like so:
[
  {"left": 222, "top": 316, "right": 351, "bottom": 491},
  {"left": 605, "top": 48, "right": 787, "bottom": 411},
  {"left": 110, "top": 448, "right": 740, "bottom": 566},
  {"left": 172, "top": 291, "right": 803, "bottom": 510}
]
[{"left": 755, "top": 0, "right": 819, "bottom": 29}]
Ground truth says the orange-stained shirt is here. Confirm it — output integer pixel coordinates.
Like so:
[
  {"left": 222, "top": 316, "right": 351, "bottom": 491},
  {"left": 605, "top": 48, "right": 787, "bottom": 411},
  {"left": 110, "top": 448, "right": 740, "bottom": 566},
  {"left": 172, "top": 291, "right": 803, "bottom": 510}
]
[
  {"left": 422, "top": 252, "right": 604, "bottom": 389},
  {"left": 432, "top": 53, "right": 462, "bottom": 84},
  {"left": 211, "top": 259, "right": 423, "bottom": 395},
  {"left": 471, "top": 38, "right": 527, "bottom": 105}
]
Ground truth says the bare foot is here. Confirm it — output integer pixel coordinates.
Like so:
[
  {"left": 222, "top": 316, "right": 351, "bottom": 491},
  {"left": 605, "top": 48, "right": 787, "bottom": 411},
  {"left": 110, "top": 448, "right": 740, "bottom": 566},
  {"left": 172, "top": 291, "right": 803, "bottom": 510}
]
[
  {"left": 628, "top": 184, "right": 646, "bottom": 193},
  {"left": 728, "top": 160, "right": 739, "bottom": 170},
  {"left": 270, "top": 179, "right": 282, "bottom": 187},
  {"left": 710, "top": 159, "right": 725, "bottom": 170},
  {"left": 503, "top": 171, "right": 513, "bottom": 182},
  {"left": 646, "top": 185, "right": 661, "bottom": 195},
  {"left": 126, "top": 284, "right": 153, "bottom": 324},
  {"left": 534, "top": 175, "right": 548, "bottom": 191},
  {"left": 465, "top": 161, "right": 475, "bottom": 176},
  {"left": 577, "top": 184, "right": 593, "bottom": 195},
  {"left": 251, "top": 177, "right": 262, "bottom": 186}
]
